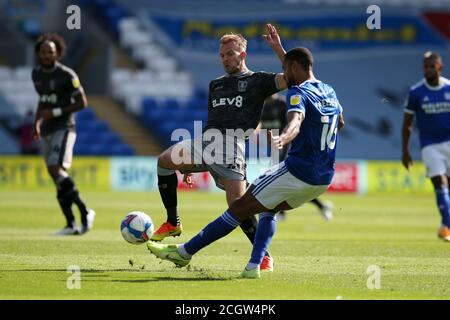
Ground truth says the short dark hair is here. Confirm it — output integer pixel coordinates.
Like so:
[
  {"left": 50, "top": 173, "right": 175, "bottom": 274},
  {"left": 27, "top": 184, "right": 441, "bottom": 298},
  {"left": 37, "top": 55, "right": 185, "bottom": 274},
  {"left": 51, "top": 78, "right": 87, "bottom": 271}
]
[
  {"left": 35, "top": 33, "right": 67, "bottom": 60},
  {"left": 284, "top": 47, "right": 314, "bottom": 70}
]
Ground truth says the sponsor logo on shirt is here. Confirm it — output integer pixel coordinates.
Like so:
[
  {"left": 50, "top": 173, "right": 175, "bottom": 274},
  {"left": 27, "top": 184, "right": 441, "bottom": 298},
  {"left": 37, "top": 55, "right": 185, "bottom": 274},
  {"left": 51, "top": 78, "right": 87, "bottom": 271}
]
[
  {"left": 212, "top": 95, "right": 243, "bottom": 108},
  {"left": 290, "top": 95, "right": 300, "bottom": 106},
  {"left": 40, "top": 94, "right": 58, "bottom": 104}
]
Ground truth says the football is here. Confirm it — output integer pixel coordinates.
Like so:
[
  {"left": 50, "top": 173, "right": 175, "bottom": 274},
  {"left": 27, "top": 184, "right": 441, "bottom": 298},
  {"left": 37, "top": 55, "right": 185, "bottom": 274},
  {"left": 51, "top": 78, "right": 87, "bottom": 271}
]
[{"left": 120, "top": 211, "right": 154, "bottom": 244}]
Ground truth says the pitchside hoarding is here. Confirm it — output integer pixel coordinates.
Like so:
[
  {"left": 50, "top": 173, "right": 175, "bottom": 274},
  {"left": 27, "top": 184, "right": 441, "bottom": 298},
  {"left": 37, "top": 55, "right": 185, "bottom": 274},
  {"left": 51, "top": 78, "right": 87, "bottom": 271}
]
[
  {"left": 0, "top": 156, "right": 433, "bottom": 194},
  {"left": 0, "top": 156, "right": 110, "bottom": 190}
]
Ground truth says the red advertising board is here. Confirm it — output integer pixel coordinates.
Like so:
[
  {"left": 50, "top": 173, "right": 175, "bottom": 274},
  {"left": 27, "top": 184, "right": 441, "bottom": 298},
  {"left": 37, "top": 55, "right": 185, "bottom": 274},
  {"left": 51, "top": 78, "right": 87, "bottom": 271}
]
[
  {"left": 328, "top": 163, "right": 358, "bottom": 193},
  {"left": 176, "top": 171, "right": 211, "bottom": 190}
]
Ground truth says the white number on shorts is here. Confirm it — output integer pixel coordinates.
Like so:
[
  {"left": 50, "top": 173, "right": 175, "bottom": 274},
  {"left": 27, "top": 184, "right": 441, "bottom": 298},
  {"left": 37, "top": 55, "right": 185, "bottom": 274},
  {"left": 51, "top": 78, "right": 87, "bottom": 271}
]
[{"left": 320, "top": 115, "right": 338, "bottom": 151}]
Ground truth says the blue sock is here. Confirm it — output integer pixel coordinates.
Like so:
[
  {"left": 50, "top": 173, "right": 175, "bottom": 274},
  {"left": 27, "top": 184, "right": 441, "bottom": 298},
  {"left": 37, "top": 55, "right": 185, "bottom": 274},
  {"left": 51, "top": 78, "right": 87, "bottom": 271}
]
[
  {"left": 436, "top": 188, "right": 450, "bottom": 228},
  {"left": 184, "top": 210, "right": 240, "bottom": 255},
  {"left": 250, "top": 212, "right": 277, "bottom": 265}
]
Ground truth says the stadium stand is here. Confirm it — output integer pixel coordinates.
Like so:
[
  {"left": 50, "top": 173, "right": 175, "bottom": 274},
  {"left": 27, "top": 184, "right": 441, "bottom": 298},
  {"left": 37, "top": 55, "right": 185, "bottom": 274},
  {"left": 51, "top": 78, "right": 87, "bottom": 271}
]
[
  {"left": 0, "top": 64, "right": 135, "bottom": 156},
  {"left": 108, "top": 0, "right": 450, "bottom": 159},
  {"left": 1, "top": 0, "right": 449, "bottom": 159},
  {"left": 0, "top": 0, "right": 140, "bottom": 156}
]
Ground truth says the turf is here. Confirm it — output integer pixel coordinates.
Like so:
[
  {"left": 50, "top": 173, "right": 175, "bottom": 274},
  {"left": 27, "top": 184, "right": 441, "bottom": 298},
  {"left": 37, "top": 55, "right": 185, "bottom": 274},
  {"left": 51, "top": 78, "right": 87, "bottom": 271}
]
[{"left": 0, "top": 190, "right": 449, "bottom": 300}]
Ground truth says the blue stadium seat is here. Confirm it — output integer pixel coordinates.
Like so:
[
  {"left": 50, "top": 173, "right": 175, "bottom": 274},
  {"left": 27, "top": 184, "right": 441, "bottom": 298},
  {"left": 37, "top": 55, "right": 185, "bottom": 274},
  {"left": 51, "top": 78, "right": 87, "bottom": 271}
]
[
  {"left": 73, "top": 142, "right": 91, "bottom": 155},
  {"left": 141, "top": 97, "right": 158, "bottom": 114},
  {"left": 192, "top": 87, "right": 207, "bottom": 100},
  {"left": 75, "top": 0, "right": 94, "bottom": 6},
  {"left": 163, "top": 98, "right": 180, "bottom": 110},
  {"left": 88, "top": 121, "right": 109, "bottom": 134},
  {"left": 94, "top": 0, "right": 113, "bottom": 10},
  {"left": 105, "top": 6, "right": 127, "bottom": 36},
  {"left": 97, "top": 132, "right": 123, "bottom": 145},
  {"left": 22, "top": 19, "right": 42, "bottom": 37},
  {"left": 76, "top": 108, "right": 96, "bottom": 122},
  {"left": 72, "top": 107, "right": 135, "bottom": 156},
  {"left": 187, "top": 97, "right": 207, "bottom": 110},
  {"left": 111, "top": 144, "right": 134, "bottom": 155},
  {"left": 142, "top": 107, "right": 166, "bottom": 126}
]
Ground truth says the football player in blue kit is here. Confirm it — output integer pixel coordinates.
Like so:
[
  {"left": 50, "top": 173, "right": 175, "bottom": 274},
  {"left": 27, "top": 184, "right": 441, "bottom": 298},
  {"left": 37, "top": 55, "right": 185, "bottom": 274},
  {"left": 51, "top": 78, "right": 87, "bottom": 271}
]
[
  {"left": 402, "top": 51, "right": 450, "bottom": 242},
  {"left": 147, "top": 39, "right": 345, "bottom": 279}
]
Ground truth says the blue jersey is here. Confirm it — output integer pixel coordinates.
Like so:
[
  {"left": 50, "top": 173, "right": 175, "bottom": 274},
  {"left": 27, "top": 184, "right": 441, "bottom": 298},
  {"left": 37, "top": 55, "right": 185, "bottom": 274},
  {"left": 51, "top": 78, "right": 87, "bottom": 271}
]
[
  {"left": 404, "top": 77, "right": 450, "bottom": 148},
  {"left": 284, "top": 80, "right": 342, "bottom": 185}
]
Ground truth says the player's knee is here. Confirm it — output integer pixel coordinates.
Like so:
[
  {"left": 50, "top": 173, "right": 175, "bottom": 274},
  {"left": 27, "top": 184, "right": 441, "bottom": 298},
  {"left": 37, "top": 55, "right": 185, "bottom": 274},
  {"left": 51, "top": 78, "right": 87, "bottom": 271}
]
[
  {"left": 229, "top": 193, "right": 262, "bottom": 222},
  {"left": 47, "top": 165, "right": 61, "bottom": 179}
]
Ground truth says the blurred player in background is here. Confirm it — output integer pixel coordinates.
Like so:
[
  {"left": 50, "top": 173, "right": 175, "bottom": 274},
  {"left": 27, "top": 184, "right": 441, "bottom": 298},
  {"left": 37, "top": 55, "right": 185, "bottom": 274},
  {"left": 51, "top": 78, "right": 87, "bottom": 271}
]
[
  {"left": 32, "top": 33, "right": 95, "bottom": 235},
  {"left": 147, "top": 45, "right": 345, "bottom": 278},
  {"left": 152, "top": 24, "right": 288, "bottom": 271},
  {"left": 402, "top": 51, "right": 450, "bottom": 242},
  {"left": 257, "top": 93, "right": 333, "bottom": 221}
]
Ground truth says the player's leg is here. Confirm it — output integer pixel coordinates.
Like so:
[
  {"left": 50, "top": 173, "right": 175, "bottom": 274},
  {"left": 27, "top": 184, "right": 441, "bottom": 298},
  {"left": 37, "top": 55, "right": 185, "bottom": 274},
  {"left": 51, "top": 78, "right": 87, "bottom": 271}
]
[
  {"left": 47, "top": 164, "right": 77, "bottom": 234},
  {"left": 180, "top": 163, "right": 289, "bottom": 262},
  {"left": 147, "top": 187, "right": 269, "bottom": 267},
  {"left": 46, "top": 130, "right": 95, "bottom": 233},
  {"left": 432, "top": 175, "right": 450, "bottom": 241},
  {"left": 276, "top": 144, "right": 289, "bottom": 222},
  {"left": 242, "top": 163, "right": 329, "bottom": 277},
  {"left": 310, "top": 198, "right": 333, "bottom": 220},
  {"left": 422, "top": 143, "right": 450, "bottom": 241},
  {"left": 61, "top": 130, "right": 94, "bottom": 234},
  {"left": 241, "top": 163, "right": 292, "bottom": 276},
  {"left": 243, "top": 203, "right": 289, "bottom": 278},
  {"left": 310, "top": 198, "right": 323, "bottom": 209},
  {"left": 152, "top": 141, "right": 199, "bottom": 241},
  {"left": 157, "top": 145, "right": 183, "bottom": 227},
  {"left": 44, "top": 130, "right": 89, "bottom": 235},
  {"left": 146, "top": 162, "right": 289, "bottom": 272},
  {"left": 221, "top": 178, "right": 257, "bottom": 242},
  {"left": 220, "top": 178, "right": 274, "bottom": 270}
]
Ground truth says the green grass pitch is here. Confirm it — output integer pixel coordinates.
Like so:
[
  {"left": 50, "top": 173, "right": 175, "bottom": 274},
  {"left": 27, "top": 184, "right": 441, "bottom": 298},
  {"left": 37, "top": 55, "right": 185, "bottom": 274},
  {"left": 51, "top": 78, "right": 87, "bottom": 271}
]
[{"left": 0, "top": 190, "right": 449, "bottom": 300}]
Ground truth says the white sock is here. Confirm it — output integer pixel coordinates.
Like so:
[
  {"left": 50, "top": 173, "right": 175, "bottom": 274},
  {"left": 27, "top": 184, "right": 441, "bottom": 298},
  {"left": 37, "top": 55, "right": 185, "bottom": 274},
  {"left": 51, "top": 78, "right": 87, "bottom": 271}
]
[
  {"left": 245, "top": 262, "right": 259, "bottom": 270},
  {"left": 178, "top": 244, "right": 192, "bottom": 259}
]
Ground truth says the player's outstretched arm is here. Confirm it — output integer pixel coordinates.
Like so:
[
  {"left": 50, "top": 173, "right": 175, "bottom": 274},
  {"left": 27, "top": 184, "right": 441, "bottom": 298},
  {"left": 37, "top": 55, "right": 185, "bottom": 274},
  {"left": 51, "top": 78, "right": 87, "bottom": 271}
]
[
  {"left": 401, "top": 113, "right": 414, "bottom": 170},
  {"left": 263, "top": 23, "right": 285, "bottom": 63},
  {"left": 270, "top": 111, "right": 304, "bottom": 149},
  {"left": 263, "top": 24, "right": 288, "bottom": 90}
]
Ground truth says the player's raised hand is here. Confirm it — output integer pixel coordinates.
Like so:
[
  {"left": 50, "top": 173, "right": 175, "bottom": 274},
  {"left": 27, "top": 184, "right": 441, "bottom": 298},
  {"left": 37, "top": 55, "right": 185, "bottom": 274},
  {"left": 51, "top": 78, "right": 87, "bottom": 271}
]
[
  {"left": 402, "top": 151, "right": 413, "bottom": 170},
  {"left": 263, "top": 23, "right": 282, "bottom": 50},
  {"left": 183, "top": 173, "right": 194, "bottom": 189},
  {"left": 269, "top": 130, "right": 285, "bottom": 149}
]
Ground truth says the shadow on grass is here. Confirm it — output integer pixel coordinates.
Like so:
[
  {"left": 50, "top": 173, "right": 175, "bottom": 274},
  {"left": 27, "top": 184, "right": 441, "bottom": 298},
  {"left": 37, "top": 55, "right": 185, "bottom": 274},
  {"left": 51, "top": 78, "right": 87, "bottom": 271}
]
[
  {"left": 0, "top": 268, "right": 235, "bottom": 282},
  {"left": 0, "top": 269, "right": 148, "bottom": 273},
  {"left": 85, "top": 276, "right": 233, "bottom": 283}
]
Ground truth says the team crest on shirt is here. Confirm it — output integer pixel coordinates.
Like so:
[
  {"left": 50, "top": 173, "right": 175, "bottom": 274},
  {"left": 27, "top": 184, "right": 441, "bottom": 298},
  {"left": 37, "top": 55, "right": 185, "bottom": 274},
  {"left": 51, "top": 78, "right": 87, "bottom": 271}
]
[
  {"left": 444, "top": 92, "right": 450, "bottom": 100},
  {"left": 238, "top": 81, "right": 247, "bottom": 92},
  {"left": 49, "top": 80, "right": 55, "bottom": 90}
]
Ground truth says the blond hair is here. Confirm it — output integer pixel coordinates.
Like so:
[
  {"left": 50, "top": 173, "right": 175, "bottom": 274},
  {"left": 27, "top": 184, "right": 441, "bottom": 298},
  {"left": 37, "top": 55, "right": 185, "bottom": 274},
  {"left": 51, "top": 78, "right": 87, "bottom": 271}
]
[{"left": 220, "top": 33, "right": 247, "bottom": 52}]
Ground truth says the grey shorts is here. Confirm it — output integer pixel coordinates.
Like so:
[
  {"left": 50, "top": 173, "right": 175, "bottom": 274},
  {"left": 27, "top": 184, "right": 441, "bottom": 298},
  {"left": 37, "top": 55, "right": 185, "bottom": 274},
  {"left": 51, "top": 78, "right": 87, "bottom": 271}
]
[
  {"left": 176, "top": 134, "right": 247, "bottom": 190},
  {"left": 42, "top": 129, "right": 76, "bottom": 169}
]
